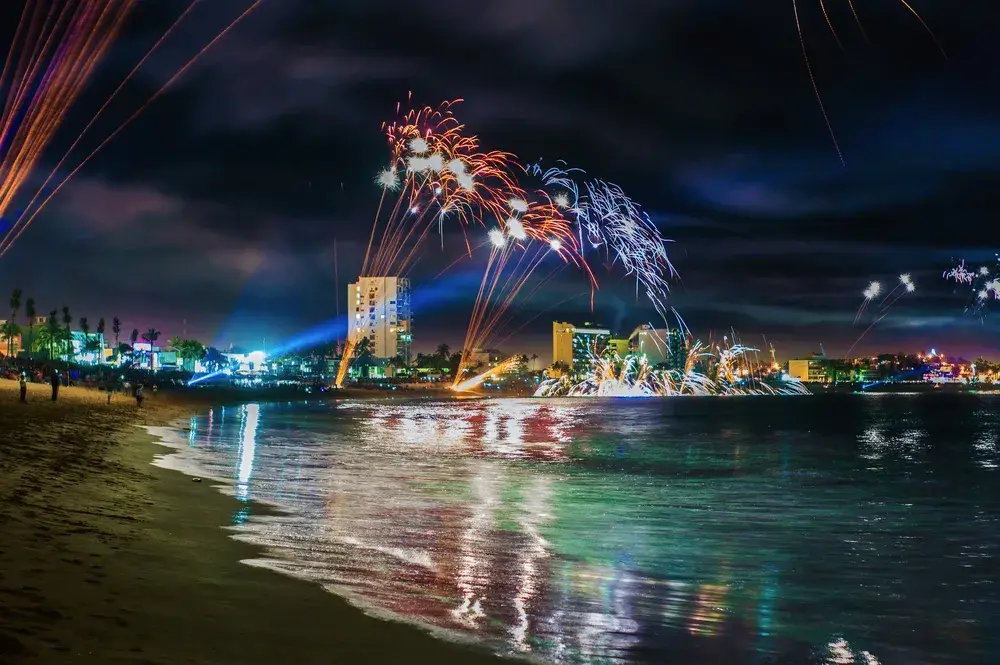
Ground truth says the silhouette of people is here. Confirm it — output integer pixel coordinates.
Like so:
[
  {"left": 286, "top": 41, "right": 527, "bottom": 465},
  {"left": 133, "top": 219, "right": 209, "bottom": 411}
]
[
  {"left": 135, "top": 384, "right": 144, "bottom": 408},
  {"left": 50, "top": 370, "right": 60, "bottom": 401},
  {"left": 19, "top": 373, "right": 27, "bottom": 403}
]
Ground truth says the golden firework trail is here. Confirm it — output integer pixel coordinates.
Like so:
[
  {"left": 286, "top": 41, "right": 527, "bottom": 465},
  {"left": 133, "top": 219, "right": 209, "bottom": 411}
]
[
  {"left": 793, "top": 0, "right": 945, "bottom": 164},
  {"left": 451, "top": 191, "right": 594, "bottom": 390},
  {"left": 336, "top": 98, "right": 525, "bottom": 387},
  {"left": 0, "top": 0, "right": 270, "bottom": 259}
]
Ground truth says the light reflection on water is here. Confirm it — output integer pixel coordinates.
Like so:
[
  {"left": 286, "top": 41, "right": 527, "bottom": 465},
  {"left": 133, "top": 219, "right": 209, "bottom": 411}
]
[{"left": 157, "top": 394, "right": 1000, "bottom": 664}]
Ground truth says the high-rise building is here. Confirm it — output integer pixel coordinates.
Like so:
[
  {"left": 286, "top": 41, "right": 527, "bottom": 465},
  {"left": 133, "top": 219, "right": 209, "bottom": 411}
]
[
  {"left": 553, "top": 321, "right": 610, "bottom": 374},
  {"left": 628, "top": 325, "right": 688, "bottom": 370},
  {"left": 628, "top": 325, "right": 667, "bottom": 365},
  {"left": 665, "top": 328, "right": 687, "bottom": 372},
  {"left": 347, "top": 276, "right": 412, "bottom": 362}
]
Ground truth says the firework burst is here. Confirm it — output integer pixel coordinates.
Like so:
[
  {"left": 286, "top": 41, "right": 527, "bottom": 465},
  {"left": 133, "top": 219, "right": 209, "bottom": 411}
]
[
  {"left": 943, "top": 255, "right": 1000, "bottom": 317},
  {"left": 527, "top": 162, "right": 677, "bottom": 320},
  {"left": 847, "top": 272, "right": 917, "bottom": 356},
  {"left": 452, "top": 189, "right": 591, "bottom": 389},
  {"left": 535, "top": 336, "right": 808, "bottom": 398}
]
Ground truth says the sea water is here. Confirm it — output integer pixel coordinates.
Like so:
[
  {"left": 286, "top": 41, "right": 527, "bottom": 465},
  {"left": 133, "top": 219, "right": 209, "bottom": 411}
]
[{"left": 150, "top": 393, "right": 1000, "bottom": 664}]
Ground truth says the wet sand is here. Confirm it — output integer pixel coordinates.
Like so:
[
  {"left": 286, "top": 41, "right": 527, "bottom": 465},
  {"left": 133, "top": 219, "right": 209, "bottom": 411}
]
[{"left": 0, "top": 380, "right": 507, "bottom": 664}]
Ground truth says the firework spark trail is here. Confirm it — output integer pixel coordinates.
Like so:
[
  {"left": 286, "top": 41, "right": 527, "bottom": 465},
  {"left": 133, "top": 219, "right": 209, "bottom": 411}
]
[
  {"left": 336, "top": 99, "right": 526, "bottom": 386},
  {"left": 0, "top": 0, "right": 135, "bottom": 225},
  {"left": 0, "top": 0, "right": 270, "bottom": 259},
  {"left": 943, "top": 256, "right": 1000, "bottom": 317},
  {"left": 534, "top": 339, "right": 808, "bottom": 398},
  {"left": 3, "top": 0, "right": 202, "bottom": 253},
  {"left": 847, "top": 273, "right": 916, "bottom": 357},
  {"left": 943, "top": 260, "right": 975, "bottom": 285},
  {"left": 451, "top": 356, "right": 521, "bottom": 392},
  {"left": 527, "top": 162, "right": 676, "bottom": 320},
  {"left": 854, "top": 280, "right": 882, "bottom": 324},
  {"left": 794, "top": 0, "right": 945, "bottom": 163},
  {"left": 452, "top": 194, "right": 588, "bottom": 388}
]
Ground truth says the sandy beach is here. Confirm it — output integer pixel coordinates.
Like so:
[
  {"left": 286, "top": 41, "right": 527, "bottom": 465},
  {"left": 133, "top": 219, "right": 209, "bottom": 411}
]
[{"left": 0, "top": 380, "right": 507, "bottom": 664}]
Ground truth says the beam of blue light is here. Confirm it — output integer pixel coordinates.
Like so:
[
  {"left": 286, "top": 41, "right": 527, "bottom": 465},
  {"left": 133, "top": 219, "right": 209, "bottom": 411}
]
[
  {"left": 861, "top": 366, "right": 927, "bottom": 391},
  {"left": 265, "top": 269, "right": 484, "bottom": 358},
  {"left": 188, "top": 370, "right": 226, "bottom": 386}
]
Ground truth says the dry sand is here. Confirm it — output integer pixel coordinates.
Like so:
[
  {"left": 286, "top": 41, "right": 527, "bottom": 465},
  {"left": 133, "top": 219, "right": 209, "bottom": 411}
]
[{"left": 0, "top": 380, "right": 507, "bottom": 664}]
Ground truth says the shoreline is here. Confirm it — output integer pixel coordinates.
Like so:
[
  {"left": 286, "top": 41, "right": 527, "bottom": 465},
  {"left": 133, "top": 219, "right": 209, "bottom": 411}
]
[{"left": 0, "top": 380, "right": 508, "bottom": 664}]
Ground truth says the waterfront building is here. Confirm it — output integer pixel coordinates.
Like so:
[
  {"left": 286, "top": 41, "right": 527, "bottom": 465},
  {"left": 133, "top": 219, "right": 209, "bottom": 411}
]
[
  {"left": 607, "top": 337, "right": 631, "bottom": 357},
  {"left": 787, "top": 356, "right": 828, "bottom": 383},
  {"left": 347, "top": 276, "right": 412, "bottom": 363},
  {"left": 628, "top": 325, "right": 669, "bottom": 366},
  {"left": 553, "top": 321, "right": 610, "bottom": 374}
]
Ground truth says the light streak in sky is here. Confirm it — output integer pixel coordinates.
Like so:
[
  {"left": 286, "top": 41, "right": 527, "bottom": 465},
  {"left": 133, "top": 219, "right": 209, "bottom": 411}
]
[
  {"left": 792, "top": 0, "right": 945, "bottom": 164},
  {"left": 336, "top": 97, "right": 525, "bottom": 386},
  {"left": 847, "top": 273, "right": 916, "bottom": 357},
  {"left": 527, "top": 162, "right": 676, "bottom": 321},
  {"left": 0, "top": 0, "right": 270, "bottom": 259}
]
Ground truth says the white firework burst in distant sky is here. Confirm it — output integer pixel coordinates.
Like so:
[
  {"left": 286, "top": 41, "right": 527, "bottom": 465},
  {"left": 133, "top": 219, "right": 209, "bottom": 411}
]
[
  {"left": 549, "top": 239, "right": 562, "bottom": 251},
  {"left": 505, "top": 216, "right": 527, "bottom": 241},
  {"left": 980, "top": 266, "right": 990, "bottom": 276},
  {"left": 447, "top": 158, "right": 466, "bottom": 174},
  {"left": 863, "top": 280, "right": 881, "bottom": 300},
  {"left": 509, "top": 197, "right": 528, "bottom": 213},
  {"left": 457, "top": 173, "right": 475, "bottom": 191},
  {"left": 375, "top": 167, "right": 398, "bottom": 190},
  {"left": 553, "top": 192, "right": 570, "bottom": 208},
  {"left": 426, "top": 152, "right": 444, "bottom": 172},
  {"left": 409, "top": 137, "right": 429, "bottom": 154},
  {"left": 489, "top": 228, "right": 506, "bottom": 248}
]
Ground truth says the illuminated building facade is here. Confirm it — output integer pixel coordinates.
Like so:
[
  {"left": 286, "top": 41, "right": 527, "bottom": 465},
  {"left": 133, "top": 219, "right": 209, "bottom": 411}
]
[
  {"left": 607, "top": 337, "right": 631, "bottom": 357},
  {"left": 787, "top": 358, "right": 827, "bottom": 383},
  {"left": 348, "top": 276, "right": 412, "bottom": 362},
  {"left": 553, "top": 321, "right": 610, "bottom": 374},
  {"left": 628, "top": 325, "right": 668, "bottom": 365}
]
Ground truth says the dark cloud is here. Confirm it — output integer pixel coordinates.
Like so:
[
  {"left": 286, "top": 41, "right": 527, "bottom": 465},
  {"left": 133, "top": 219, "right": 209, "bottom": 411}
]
[{"left": 2, "top": 0, "right": 999, "bottom": 361}]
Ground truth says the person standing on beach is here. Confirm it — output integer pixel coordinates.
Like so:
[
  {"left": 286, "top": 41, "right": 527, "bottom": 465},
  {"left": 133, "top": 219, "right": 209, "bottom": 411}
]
[
  {"left": 50, "top": 370, "right": 60, "bottom": 401},
  {"left": 19, "top": 373, "right": 27, "bottom": 402},
  {"left": 135, "top": 384, "right": 144, "bottom": 408}
]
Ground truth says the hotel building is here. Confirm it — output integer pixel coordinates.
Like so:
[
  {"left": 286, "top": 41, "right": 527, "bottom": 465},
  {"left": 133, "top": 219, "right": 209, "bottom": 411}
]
[
  {"left": 628, "top": 325, "right": 688, "bottom": 371},
  {"left": 553, "top": 321, "right": 610, "bottom": 374},
  {"left": 348, "top": 276, "right": 412, "bottom": 362}
]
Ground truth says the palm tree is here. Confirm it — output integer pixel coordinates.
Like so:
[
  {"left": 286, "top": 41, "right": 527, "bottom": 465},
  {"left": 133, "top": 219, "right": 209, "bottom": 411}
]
[
  {"left": 530, "top": 353, "right": 539, "bottom": 371},
  {"left": 59, "top": 306, "right": 75, "bottom": 363},
  {"left": 9, "top": 288, "right": 21, "bottom": 321},
  {"left": 353, "top": 336, "right": 373, "bottom": 380},
  {"left": 24, "top": 297, "right": 35, "bottom": 360},
  {"left": 435, "top": 343, "right": 450, "bottom": 360},
  {"left": 142, "top": 328, "right": 160, "bottom": 369},
  {"left": 8, "top": 288, "right": 21, "bottom": 356},
  {"left": 79, "top": 318, "right": 90, "bottom": 364},
  {"left": 46, "top": 310, "right": 60, "bottom": 360},
  {"left": 1, "top": 321, "right": 18, "bottom": 358},
  {"left": 96, "top": 318, "right": 105, "bottom": 364},
  {"left": 112, "top": 317, "right": 121, "bottom": 354}
]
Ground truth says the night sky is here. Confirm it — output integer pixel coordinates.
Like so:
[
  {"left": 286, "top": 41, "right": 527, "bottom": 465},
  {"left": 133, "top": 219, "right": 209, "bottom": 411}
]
[{"left": 2, "top": 1, "right": 999, "bottom": 362}]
